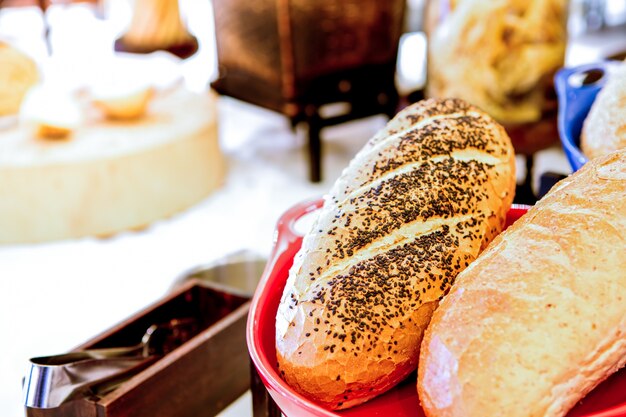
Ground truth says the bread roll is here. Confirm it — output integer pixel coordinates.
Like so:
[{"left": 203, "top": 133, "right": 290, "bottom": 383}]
[
  {"left": 92, "top": 85, "right": 154, "bottom": 120},
  {"left": 0, "top": 42, "right": 39, "bottom": 116},
  {"left": 275, "top": 98, "right": 516, "bottom": 410},
  {"left": 418, "top": 148, "right": 626, "bottom": 417},
  {"left": 582, "top": 61, "right": 626, "bottom": 160},
  {"left": 425, "top": 0, "right": 568, "bottom": 124}
]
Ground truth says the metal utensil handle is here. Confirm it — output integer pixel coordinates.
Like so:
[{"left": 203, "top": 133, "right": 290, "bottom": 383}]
[
  {"left": 30, "top": 345, "right": 144, "bottom": 367},
  {"left": 24, "top": 317, "right": 201, "bottom": 409}
]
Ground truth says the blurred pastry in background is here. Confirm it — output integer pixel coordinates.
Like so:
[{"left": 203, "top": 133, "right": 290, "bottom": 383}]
[
  {"left": 0, "top": 42, "right": 39, "bottom": 116},
  {"left": 19, "top": 85, "right": 83, "bottom": 140},
  {"left": 1, "top": 87, "right": 223, "bottom": 244},
  {"left": 582, "top": 60, "right": 626, "bottom": 160},
  {"left": 425, "top": 0, "right": 568, "bottom": 125},
  {"left": 91, "top": 85, "right": 155, "bottom": 121}
]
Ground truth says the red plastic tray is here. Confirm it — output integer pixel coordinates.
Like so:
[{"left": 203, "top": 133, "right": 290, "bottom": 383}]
[{"left": 247, "top": 199, "right": 626, "bottom": 417}]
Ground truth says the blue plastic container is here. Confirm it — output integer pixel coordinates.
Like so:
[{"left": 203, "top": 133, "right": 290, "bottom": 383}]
[{"left": 555, "top": 61, "right": 618, "bottom": 172}]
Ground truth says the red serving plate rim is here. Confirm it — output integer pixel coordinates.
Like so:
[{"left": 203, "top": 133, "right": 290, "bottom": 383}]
[{"left": 247, "top": 199, "right": 626, "bottom": 417}]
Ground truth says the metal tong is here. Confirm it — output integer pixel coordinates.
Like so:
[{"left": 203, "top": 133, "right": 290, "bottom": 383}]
[{"left": 24, "top": 317, "right": 200, "bottom": 409}]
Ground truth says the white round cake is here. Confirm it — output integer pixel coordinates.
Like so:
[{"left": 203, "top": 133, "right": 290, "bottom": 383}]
[{"left": 0, "top": 88, "right": 223, "bottom": 244}]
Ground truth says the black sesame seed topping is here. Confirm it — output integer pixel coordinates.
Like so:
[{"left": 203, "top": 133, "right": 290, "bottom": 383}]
[{"left": 283, "top": 98, "right": 510, "bottom": 377}]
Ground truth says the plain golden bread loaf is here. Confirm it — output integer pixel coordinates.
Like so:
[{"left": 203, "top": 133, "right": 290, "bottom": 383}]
[
  {"left": 418, "top": 148, "right": 626, "bottom": 417},
  {"left": 582, "top": 61, "right": 626, "bottom": 160},
  {"left": 275, "top": 98, "right": 516, "bottom": 410}
]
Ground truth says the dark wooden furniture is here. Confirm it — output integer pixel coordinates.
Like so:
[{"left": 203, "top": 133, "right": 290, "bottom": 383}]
[
  {"left": 211, "top": 0, "right": 406, "bottom": 182},
  {"left": 251, "top": 366, "right": 281, "bottom": 417}
]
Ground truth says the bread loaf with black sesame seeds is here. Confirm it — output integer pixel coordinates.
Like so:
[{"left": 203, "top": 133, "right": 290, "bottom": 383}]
[
  {"left": 275, "top": 98, "right": 516, "bottom": 410},
  {"left": 418, "top": 148, "right": 626, "bottom": 417}
]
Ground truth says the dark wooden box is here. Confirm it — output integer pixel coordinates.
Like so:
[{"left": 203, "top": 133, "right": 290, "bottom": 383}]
[{"left": 26, "top": 280, "right": 251, "bottom": 417}]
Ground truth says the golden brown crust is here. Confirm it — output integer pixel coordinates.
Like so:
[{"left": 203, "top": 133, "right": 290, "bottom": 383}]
[
  {"left": 276, "top": 98, "right": 516, "bottom": 409},
  {"left": 582, "top": 61, "right": 626, "bottom": 160},
  {"left": 418, "top": 148, "right": 626, "bottom": 417}
]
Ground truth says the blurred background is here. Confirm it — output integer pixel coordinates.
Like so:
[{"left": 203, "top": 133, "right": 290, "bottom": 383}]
[{"left": 0, "top": 0, "right": 625, "bottom": 416}]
